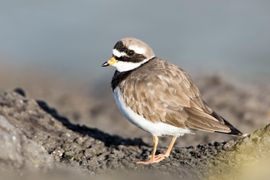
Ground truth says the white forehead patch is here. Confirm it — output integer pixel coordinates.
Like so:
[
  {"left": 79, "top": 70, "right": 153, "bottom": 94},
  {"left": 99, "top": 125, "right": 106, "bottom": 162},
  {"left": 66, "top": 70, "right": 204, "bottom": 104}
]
[
  {"left": 112, "top": 49, "right": 127, "bottom": 58},
  {"left": 128, "top": 45, "right": 146, "bottom": 54}
]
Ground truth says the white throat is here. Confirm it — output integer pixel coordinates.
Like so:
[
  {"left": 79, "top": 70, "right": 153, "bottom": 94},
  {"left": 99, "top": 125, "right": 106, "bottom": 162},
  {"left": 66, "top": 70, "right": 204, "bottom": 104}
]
[
  {"left": 112, "top": 58, "right": 151, "bottom": 72},
  {"left": 111, "top": 48, "right": 155, "bottom": 72}
]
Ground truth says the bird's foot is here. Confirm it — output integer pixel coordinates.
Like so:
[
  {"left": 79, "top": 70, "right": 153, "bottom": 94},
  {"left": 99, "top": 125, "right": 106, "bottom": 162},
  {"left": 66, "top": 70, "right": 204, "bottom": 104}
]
[{"left": 136, "top": 154, "right": 168, "bottom": 165}]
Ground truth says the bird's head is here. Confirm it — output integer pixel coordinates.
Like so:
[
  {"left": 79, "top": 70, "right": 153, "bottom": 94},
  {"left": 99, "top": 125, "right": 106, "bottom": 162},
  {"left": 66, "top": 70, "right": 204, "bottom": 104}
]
[{"left": 102, "top": 37, "right": 155, "bottom": 72}]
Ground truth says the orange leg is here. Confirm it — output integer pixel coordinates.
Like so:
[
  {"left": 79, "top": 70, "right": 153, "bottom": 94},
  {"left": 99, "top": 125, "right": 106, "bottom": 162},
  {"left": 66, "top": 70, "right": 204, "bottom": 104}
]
[
  {"left": 153, "top": 136, "right": 177, "bottom": 161},
  {"left": 137, "top": 135, "right": 159, "bottom": 164},
  {"left": 137, "top": 136, "right": 177, "bottom": 164},
  {"left": 165, "top": 136, "right": 177, "bottom": 157}
]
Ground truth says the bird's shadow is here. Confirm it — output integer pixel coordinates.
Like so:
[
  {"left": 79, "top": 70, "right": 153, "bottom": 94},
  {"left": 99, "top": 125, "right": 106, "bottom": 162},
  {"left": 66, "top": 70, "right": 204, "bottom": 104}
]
[{"left": 36, "top": 100, "right": 147, "bottom": 147}]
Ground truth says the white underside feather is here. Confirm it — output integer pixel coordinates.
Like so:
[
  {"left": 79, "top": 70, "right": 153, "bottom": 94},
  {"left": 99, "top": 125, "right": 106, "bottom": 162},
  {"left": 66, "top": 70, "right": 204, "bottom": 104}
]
[{"left": 113, "top": 87, "right": 191, "bottom": 137}]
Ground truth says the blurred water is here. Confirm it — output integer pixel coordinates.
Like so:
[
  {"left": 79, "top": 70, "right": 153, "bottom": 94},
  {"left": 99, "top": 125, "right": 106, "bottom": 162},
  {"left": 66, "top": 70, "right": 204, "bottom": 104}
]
[{"left": 0, "top": 0, "right": 270, "bottom": 80}]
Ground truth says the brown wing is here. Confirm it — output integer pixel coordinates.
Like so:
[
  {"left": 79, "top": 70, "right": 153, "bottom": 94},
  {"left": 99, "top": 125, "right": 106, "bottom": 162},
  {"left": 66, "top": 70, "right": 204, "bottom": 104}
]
[{"left": 119, "top": 59, "right": 231, "bottom": 133}]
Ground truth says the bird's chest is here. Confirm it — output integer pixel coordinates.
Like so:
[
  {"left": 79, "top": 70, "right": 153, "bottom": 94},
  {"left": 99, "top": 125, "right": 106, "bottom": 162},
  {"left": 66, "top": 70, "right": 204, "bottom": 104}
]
[
  {"left": 113, "top": 87, "right": 149, "bottom": 130},
  {"left": 112, "top": 87, "right": 190, "bottom": 136}
]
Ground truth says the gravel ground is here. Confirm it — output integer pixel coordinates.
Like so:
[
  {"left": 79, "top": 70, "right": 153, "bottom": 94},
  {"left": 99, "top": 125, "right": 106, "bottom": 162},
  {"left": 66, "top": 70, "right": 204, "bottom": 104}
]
[{"left": 0, "top": 90, "right": 230, "bottom": 179}]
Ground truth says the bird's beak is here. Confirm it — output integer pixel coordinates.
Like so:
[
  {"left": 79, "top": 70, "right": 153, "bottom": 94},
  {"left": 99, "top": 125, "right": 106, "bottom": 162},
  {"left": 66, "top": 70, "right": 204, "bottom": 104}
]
[{"left": 102, "top": 56, "right": 118, "bottom": 67}]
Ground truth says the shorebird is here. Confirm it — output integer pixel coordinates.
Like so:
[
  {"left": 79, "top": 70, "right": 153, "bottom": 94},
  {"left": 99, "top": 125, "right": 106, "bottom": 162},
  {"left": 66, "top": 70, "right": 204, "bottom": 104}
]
[{"left": 102, "top": 37, "right": 242, "bottom": 164}]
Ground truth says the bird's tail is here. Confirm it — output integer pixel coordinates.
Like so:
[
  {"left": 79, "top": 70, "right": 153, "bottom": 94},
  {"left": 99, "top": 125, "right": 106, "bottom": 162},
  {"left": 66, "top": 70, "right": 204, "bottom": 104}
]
[{"left": 211, "top": 111, "right": 243, "bottom": 136}]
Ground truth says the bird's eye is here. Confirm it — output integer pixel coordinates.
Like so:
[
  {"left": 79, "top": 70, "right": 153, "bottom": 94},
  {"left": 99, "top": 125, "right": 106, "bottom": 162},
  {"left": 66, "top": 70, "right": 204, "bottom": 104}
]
[{"left": 127, "top": 50, "right": 135, "bottom": 56}]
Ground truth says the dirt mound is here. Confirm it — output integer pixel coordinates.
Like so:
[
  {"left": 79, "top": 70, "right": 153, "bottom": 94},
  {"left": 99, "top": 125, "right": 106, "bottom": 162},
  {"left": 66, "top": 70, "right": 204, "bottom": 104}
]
[{"left": 0, "top": 90, "right": 233, "bottom": 179}]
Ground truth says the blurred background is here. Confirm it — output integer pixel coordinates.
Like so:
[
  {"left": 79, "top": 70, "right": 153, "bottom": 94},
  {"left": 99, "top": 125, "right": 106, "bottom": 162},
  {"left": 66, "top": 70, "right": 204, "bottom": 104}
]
[
  {"left": 0, "top": 0, "right": 269, "bottom": 146},
  {"left": 1, "top": 0, "right": 270, "bottom": 80}
]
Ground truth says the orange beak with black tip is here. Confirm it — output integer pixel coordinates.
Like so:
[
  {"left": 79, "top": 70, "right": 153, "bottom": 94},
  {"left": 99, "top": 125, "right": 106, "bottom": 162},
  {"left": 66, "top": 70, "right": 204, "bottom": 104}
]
[{"left": 102, "top": 56, "right": 118, "bottom": 67}]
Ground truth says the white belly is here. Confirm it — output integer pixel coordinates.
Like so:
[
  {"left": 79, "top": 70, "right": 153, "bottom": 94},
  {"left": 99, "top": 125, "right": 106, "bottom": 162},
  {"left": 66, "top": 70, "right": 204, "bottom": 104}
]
[{"left": 113, "top": 87, "right": 191, "bottom": 137}]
